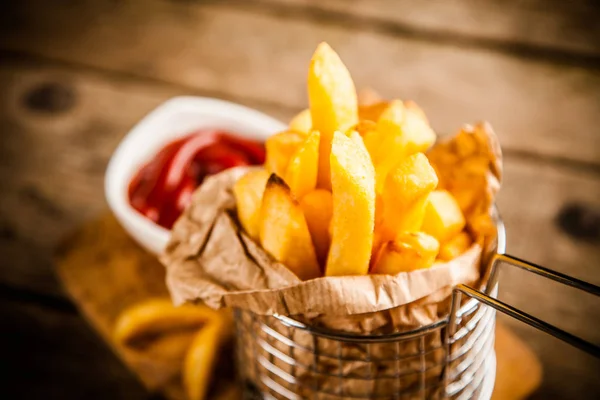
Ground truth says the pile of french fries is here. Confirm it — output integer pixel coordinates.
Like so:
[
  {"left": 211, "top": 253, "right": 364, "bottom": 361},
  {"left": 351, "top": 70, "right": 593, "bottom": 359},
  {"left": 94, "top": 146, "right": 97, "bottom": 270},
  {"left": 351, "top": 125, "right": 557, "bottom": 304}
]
[{"left": 234, "top": 43, "right": 472, "bottom": 280}]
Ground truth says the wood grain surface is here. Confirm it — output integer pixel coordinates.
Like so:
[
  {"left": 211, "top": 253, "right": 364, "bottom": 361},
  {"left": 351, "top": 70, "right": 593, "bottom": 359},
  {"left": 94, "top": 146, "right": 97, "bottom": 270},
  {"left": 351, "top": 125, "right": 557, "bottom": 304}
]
[
  {"left": 0, "top": 0, "right": 598, "bottom": 399},
  {"left": 2, "top": 0, "right": 600, "bottom": 166},
  {"left": 55, "top": 214, "right": 239, "bottom": 400},
  {"left": 270, "top": 0, "right": 600, "bottom": 55}
]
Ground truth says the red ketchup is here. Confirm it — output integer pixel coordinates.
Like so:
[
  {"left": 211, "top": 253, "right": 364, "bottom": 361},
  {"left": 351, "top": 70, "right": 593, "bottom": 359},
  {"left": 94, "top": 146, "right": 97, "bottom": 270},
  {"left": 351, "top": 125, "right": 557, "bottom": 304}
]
[{"left": 128, "top": 130, "right": 265, "bottom": 229}]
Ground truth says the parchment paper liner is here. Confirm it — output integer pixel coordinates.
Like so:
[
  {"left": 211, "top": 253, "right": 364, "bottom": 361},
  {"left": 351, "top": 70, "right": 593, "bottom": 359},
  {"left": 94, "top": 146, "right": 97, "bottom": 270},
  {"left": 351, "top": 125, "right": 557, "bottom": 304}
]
[{"left": 161, "top": 122, "right": 502, "bottom": 397}]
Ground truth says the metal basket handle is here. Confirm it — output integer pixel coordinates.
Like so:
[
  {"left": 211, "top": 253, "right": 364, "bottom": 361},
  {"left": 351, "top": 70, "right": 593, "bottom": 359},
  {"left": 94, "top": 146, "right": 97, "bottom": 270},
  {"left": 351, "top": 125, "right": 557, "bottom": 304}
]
[{"left": 448, "top": 253, "right": 600, "bottom": 358}]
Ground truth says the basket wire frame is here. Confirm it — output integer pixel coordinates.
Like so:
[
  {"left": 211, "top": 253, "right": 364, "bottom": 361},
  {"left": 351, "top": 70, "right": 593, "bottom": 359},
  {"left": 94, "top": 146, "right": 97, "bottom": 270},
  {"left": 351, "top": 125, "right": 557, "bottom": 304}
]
[{"left": 234, "top": 217, "right": 600, "bottom": 399}]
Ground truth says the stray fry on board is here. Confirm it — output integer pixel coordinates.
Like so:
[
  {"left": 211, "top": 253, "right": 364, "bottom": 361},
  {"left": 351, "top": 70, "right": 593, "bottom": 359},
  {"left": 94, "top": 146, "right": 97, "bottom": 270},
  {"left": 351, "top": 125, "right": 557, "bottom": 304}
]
[{"left": 326, "top": 131, "right": 375, "bottom": 276}]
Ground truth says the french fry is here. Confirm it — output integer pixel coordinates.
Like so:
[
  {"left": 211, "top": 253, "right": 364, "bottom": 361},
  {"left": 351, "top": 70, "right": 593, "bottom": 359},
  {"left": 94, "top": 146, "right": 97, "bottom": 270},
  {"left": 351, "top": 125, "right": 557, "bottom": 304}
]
[
  {"left": 359, "top": 101, "right": 389, "bottom": 123},
  {"left": 183, "top": 310, "right": 233, "bottom": 400},
  {"left": 265, "top": 131, "right": 306, "bottom": 177},
  {"left": 378, "top": 153, "right": 438, "bottom": 246},
  {"left": 371, "top": 232, "right": 439, "bottom": 274},
  {"left": 373, "top": 101, "right": 437, "bottom": 193},
  {"left": 404, "top": 100, "right": 429, "bottom": 124},
  {"left": 285, "top": 130, "right": 320, "bottom": 198},
  {"left": 398, "top": 103, "right": 436, "bottom": 153},
  {"left": 326, "top": 131, "right": 375, "bottom": 276},
  {"left": 438, "top": 232, "right": 472, "bottom": 261},
  {"left": 357, "top": 95, "right": 387, "bottom": 138},
  {"left": 259, "top": 174, "right": 321, "bottom": 280},
  {"left": 355, "top": 119, "right": 378, "bottom": 139},
  {"left": 308, "top": 42, "right": 358, "bottom": 189},
  {"left": 289, "top": 109, "right": 312, "bottom": 134},
  {"left": 357, "top": 87, "right": 383, "bottom": 106},
  {"left": 300, "top": 189, "right": 333, "bottom": 266},
  {"left": 233, "top": 169, "right": 270, "bottom": 240},
  {"left": 113, "top": 298, "right": 219, "bottom": 344},
  {"left": 421, "top": 190, "right": 466, "bottom": 243},
  {"left": 366, "top": 100, "right": 405, "bottom": 163}
]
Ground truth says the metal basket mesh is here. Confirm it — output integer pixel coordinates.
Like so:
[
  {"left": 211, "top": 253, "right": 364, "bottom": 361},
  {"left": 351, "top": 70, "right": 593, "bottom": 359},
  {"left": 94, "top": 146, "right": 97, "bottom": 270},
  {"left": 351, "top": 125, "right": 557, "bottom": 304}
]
[
  {"left": 234, "top": 299, "right": 496, "bottom": 400},
  {"left": 231, "top": 211, "right": 600, "bottom": 399}
]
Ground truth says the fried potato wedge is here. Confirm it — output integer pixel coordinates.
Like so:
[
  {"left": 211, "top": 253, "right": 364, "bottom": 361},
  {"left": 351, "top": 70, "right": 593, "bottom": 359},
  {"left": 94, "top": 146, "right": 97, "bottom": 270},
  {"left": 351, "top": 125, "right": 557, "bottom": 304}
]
[
  {"left": 373, "top": 101, "right": 437, "bottom": 192},
  {"left": 183, "top": 310, "right": 233, "bottom": 400},
  {"left": 265, "top": 131, "right": 306, "bottom": 176},
  {"left": 325, "top": 131, "right": 375, "bottom": 276},
  {"left": 300, "top": 189, "right": 333, "bottom": 266},
  {"left": 233, "top": 169, "right": 270, "bottom": 240},
  {"left": 289, "top": 108, "right": 312, "bottom": 134},
  {"left": 372, "top": 232, "right": 439, "bottom": 274},
  {"left": 438, "top": 232, "right": 472, "bottom": 261},
  {"left": 113, "top": 298, "right": 219, "bottom": 344},
  {"left": 259, "top": 175, "right": 321, "bottom": 280},
  {"left": 308, "top": 42, "right": 358, "bottom": 189},
  {"left": 378, "top": 153, "right": 438, "bottom": 244},
  {"left": 421, "top": 190, "right": 466, "bottom": 243},
  {"left": 285, "top": 130, "right": 320, "bottom": 198}
]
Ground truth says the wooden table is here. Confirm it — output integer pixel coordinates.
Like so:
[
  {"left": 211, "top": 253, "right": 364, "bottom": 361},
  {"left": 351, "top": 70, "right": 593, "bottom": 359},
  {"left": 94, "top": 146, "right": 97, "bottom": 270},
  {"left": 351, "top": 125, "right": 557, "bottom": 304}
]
[{"left": 0, "top": 1, "right": 598, "bottom": 399}]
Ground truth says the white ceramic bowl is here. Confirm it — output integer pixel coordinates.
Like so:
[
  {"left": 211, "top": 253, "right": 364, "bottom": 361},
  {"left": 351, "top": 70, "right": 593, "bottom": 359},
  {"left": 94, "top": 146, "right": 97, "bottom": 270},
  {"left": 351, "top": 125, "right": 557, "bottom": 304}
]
[{"left": 105, "top": 96, "right": 287, "bottom": 255}]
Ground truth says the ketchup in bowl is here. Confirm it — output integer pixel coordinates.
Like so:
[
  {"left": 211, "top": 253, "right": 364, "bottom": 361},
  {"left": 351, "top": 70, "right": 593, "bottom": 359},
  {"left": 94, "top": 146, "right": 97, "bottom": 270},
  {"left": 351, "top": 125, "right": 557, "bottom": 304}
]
[{"left": 128, "top": 130, "right": 265, "bottom": 229}]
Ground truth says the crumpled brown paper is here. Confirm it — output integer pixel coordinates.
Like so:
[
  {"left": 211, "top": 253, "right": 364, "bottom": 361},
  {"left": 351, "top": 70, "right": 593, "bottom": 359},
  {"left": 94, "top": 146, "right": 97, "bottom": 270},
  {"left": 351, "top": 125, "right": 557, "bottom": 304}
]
[{"left": 161, "top": 121, "right": 502, "bottom": 398}]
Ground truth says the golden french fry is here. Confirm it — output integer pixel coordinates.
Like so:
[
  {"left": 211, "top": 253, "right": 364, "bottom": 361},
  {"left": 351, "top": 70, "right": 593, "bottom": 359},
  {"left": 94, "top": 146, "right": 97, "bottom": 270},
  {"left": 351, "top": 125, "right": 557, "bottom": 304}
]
[
  {"left": 113, "top": 298, "right": 219, "bottom": 344},
  {"left": 285, "top": 131, "right": 320, "bottom": 198},
  {"left": 358, "top": 101, "right": 389, "bottom": 123},
  {"left": 421, "top": 190, "right": 466, "bottom": 243},
  {"left": 373, "top": 101, "right": 437, "bottom": 193},
  {"left": 289, "top": 108, "right": 312, "bottom": 134},
  {"left": 398, "top": 103, "right": 436, "bottom": 153},
  {"left": 371, "top": 232, "right": 439, "bottom": 274},
  {"left": 233, "top": 169, "right": 270, "bottom": 240},
  {"left": 326, "top": 131, "right": 375, "bottom": 276},
  {"left": 378, "top": 153, "right": 438, "bottom": 245},
  {"left": 355, "top": 119, "right": 378, "bottom": 140},
  {"left": 265, "top": 131, "right": 306, "bottom": 176},
  {"left": 308, "top": 42, "right": 358, "bottom": 189},
  {"left": 183, "top": 310, "right": 233, "bottom": 400},
  {"left": 438, "top": 232, "right": 472, "bottom": 261},
  {"left": 259, "top": 174, "right": 321, "bottom": 280},
  {"left": 300, "top": 189, "right": 333, "bottom": 266},
  {"left": 366, "top": 100, "right": 405, "bottom": 163},
  {"left": 404, "top": 100, "right": 429, "bottom": 124},
  {"left": 365, "top": 100, "right": 404, "bottom": 165}
]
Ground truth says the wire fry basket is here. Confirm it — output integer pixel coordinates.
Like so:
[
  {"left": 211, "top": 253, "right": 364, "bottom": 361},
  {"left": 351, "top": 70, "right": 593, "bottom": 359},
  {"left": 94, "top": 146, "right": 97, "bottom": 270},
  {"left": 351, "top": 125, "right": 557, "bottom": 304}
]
[{"left": 234, "top": 216, "right": 600, "bottom": 399}]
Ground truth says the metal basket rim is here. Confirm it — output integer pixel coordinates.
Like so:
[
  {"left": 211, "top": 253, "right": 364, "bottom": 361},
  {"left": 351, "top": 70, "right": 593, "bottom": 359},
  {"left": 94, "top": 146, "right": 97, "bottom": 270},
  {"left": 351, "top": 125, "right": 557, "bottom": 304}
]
[{"left": 271, "top": 209, "right": 506, "bottom": 343}]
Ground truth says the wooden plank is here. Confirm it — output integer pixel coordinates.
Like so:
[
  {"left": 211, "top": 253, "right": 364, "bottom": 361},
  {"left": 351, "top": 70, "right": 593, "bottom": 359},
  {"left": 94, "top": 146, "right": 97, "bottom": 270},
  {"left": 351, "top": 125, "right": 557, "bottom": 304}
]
[
  {"left": 0, "top": 299, "right": 149, "bottom": 400},
  {"left": 497, "top": 156, "right": 600, "bottom": 399},
  {"left": 0, "top": 58, "right": 289, "bottom": 296},
  {"left": 1, "top": 0, "right": 599, "bottom": 166},
  {"left": 55, "top": 212, "right": 539, "bottom": 400},
  {"left": 55, "top": 214, "right": 239, "bottom": 400},
  {"left": 492, "top": 323, "right": 542, "bottom": 400},
  {"left": 269, "top": 0, "right": 600, "bottom": 56}
]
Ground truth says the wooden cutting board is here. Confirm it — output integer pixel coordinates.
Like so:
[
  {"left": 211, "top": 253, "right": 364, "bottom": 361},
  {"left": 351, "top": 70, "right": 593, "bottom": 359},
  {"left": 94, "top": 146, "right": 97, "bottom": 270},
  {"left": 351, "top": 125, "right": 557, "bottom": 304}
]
[{"left": 55, "top": 213, "right": 542, "bottom": 400}]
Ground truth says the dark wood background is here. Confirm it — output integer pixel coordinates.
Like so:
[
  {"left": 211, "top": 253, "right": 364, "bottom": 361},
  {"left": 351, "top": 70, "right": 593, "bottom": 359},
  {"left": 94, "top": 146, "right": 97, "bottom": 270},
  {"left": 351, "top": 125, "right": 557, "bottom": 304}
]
[{"left": 0, "top": 1, "right": 599, "bottom": 399}]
